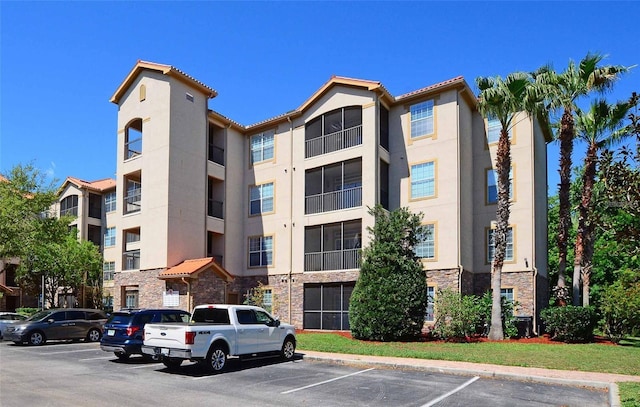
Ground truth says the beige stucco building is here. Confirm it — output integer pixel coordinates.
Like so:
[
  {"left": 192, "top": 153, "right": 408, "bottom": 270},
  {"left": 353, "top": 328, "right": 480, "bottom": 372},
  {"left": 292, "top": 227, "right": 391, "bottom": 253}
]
[{"left": 99, "top": 61, "right": 549, "bottom": 332}]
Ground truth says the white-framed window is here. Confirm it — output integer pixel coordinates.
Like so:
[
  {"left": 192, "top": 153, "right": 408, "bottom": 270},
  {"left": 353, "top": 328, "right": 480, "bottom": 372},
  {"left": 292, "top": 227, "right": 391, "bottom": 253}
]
[
  {"left": 249, "top": 236, "right": 273, "bottom": 267},
  {"left": 500, "top": 288, "right": 514, "bottom": 303},
  {"left": 125, "top": 290, "right": 138, "bottom": 308},
  {"left": 487, "top": 116, "right": 512, "bottom": 144},
  {"left": 487, "top": 227, "right": 514, "bottom": 263},
  {"left": 251, "top": 131, "right": 275, "bottom": 164},
  {"left": 249, "top": 183, "right": 274, "bottom": 215},
  {"left": 263, "top": 289, "right": 273, "bottom": 313},
  {"left": 415, "top": 224, "right": 435, "bottom": 259},
  {"left": 486, "top": 168, "right": 513, "bottom": 204},
  {"left": 425, "top": 286, "right": 435, "bottom": 322},
  {"left": 104, "top": 227, "right": 116, "bottom": 247},
  {"left": 105, "top": 191, "right": 116, "bottom": 212},
  {"left": 411, "top": 162, "right": 435, "bottom": 199},
  {"left": 103, "top": 261, "right": 115, "bottom": 281},
  {"left": 410, "top": 100, "right": 434, "bottom": 138}
]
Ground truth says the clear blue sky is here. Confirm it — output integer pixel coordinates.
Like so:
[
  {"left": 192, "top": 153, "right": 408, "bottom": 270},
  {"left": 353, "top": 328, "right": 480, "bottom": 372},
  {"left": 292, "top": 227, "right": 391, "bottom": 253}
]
[{"left": 1, "top": 1, "right": 638, "bottom": 193}]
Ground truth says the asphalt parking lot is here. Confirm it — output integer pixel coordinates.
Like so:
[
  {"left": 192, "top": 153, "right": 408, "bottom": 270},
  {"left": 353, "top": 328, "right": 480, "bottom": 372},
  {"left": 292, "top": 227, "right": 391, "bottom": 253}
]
[{"left": 0, "top": 340, "right": 608, "bottom": 407}]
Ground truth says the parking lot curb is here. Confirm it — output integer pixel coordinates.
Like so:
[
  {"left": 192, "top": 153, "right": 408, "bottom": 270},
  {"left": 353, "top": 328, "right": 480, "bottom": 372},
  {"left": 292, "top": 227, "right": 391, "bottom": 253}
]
[{"left": 300, "top": 351, "right": 624, "bottom": 407}]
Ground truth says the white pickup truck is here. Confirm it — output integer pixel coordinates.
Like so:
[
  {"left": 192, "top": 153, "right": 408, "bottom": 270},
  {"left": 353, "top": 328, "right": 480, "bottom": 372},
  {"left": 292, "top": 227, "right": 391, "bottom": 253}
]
[{"left": 141, "top": 304, "right": 296, "bottom": 372}]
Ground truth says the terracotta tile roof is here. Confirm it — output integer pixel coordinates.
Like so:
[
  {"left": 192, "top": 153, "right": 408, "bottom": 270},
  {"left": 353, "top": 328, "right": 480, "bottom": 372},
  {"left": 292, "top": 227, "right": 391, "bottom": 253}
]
[
  {"left": 111, "top": 60, "right": 217, "bottom": 104},
  {"left": 64, "top": 176, "right": 116, "bottom": 192},
  {"left": 159, "top": 257, "right": 235, "bottom": 282},
  {"left": 395, "top": 76, "right": 467, "bottom": 101}
]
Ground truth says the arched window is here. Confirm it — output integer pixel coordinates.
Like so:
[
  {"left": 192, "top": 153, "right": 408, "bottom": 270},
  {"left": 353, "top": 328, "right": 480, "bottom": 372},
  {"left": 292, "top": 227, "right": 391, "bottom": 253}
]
[
  {"left": 125, "top": 118, "right": 143, "bottom": 160},
  {"left": 60, "top": 195, "right": 78, "bottom": 217}
]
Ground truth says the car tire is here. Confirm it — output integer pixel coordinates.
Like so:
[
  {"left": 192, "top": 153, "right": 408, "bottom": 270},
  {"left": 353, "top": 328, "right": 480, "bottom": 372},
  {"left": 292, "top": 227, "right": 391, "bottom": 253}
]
[
  {"left": 281, "top": 337, "right": 296, "bottom": 361},
  {"left": 115, "top": 352, "right": 130, "bottom": 361},
  {"left": 162, "top": 358, "right": 183, "bottom": 370},
  {"left": 86, "top": 328, "right": 101, "bottom": 342},
  {"left": 28, "top": 331, "right": 46, "bottom": 346},
  {"left": 206, "top": 345, "right": 227, "bottom": 373}
]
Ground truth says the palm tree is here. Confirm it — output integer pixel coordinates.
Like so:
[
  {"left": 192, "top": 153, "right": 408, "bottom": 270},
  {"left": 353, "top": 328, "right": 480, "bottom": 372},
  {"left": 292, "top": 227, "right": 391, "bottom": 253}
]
[
  {"left": 476, "top": 72, "right": 533, "bottom": 340},
  {"left": 534, "top": 53, "right": 628, "bottom": 304},
  {"left": 573, "top": 99, "right": 631, "bottom": 306}
]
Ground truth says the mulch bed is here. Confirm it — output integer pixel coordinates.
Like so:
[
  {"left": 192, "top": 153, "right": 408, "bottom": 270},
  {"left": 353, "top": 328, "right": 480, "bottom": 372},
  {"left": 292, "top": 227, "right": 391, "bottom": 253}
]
[{"left": 297, "top": 330, "right": 616, "bottom": 345}]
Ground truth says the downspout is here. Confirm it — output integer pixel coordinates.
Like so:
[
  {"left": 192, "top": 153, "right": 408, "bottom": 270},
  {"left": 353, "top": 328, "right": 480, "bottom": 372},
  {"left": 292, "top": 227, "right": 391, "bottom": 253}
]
[
  {"left": 456, "top": 90, "right": 464, "bottom": 293},
  {"left": 530, "top": 114, "right": 538, "bottom": 335},
  {"left": 287, "top": 116, "right": 293, "bottom": 325},
  {"left": 181, "top": 277, "right": 191, "bottom": 312}
]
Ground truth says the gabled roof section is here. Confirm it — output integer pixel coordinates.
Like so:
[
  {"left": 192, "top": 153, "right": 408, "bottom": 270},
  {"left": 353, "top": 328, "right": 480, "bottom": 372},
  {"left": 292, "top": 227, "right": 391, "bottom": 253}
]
[
  {"left": 395, "top": 76, "right": 477, "bottom": 108},
  {"left": 158, "top": 257, "right": 235, "bottom": 283},
  {"left": 208, "top": 110, "right": 245, "bottom": 132},
  {"left": 110, "top": 60, "right": 218, "bottom": 104},
  {"left": 59, "top": 176, "right": 116, "bottom": 194},
  {"left": 0, "top": 283, "right": 14, "bottom": 294},
  {"left": 245, "top": 75, "right": 394, "bottom": 131}
]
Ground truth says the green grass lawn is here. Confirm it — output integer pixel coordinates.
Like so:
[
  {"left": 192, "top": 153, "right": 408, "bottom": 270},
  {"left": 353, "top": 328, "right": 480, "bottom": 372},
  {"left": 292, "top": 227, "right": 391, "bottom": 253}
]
[{"left": 297, "top": 333, "right": 640, "bottom": 376}]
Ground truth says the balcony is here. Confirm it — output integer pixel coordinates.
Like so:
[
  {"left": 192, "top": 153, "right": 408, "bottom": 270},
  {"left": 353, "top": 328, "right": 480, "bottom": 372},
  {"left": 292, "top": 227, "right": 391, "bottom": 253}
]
[
  {"left": 305, "top": 125, "right": 362, "bottom": 158},
  {"left": 208, "top": 199, "right": 223, "bottom": 219},
  {"left": 124, "top": 190, "right": 141, "bottom": 214},
  {"left": 123, "top": 250, "right": 140, "bottom": 270},
  {"left": 305, "top": 186, "right": 362, "bottom": 214},
  {"left": 208, "top": 145, "right": 224, "bottom": 166},
  {"left": 304, "top": 249, "right": 360, "bottom": 272}
]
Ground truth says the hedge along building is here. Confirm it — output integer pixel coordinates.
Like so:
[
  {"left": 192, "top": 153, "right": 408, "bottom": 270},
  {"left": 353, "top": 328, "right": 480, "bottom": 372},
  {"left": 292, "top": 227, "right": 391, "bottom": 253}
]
[{"left": 106, "top": 60, "right": 551, "bottom": 332}]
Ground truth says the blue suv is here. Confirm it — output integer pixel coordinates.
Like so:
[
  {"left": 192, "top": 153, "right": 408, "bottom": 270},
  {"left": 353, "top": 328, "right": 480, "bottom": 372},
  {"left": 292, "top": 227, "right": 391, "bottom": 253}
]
[{"left": 100, "top": 308, "right": 190, "bottom": 360}]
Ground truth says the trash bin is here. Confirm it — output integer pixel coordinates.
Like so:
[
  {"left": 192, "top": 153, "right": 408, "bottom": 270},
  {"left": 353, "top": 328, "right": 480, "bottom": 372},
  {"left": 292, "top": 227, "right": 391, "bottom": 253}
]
[{"left": 515, "top": 316, "right": 533, "bottom": 338}]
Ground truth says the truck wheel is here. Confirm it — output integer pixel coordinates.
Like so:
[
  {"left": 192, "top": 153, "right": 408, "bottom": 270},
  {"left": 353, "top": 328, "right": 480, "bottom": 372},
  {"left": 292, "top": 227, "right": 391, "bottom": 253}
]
[
  {"left": 281, "top": 337, "right": 296, "bottom": 360},
  {"left": 206, "top": 346, "right": 227, "bottom": 373},
  {"left": 162, "top": 358, "right": 183, "bottom": 370}
]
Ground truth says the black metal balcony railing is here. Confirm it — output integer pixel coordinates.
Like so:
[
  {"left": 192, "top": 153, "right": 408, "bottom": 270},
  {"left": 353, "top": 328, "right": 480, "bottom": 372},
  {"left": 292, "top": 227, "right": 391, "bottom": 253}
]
[
  {"left": 305, "top": 186, "right": 362, "bottom": 214},
  {"left": 123, "top": 250, "right": 140, "bottom": 270},
  {"left": 60, "top": 207, "right": 78, "bottom": 217},
  {"left": 208, "top": 145, "right": 225, "bottom": 166},
  {"left": 305, "top": 125, "right": 362, "bottom": 158},
  {"left": 208, "top": 199, "right": 223, "bottom": 219},
  {"left": 124, "top": 190, "right": 141, "bottom": 214},
  {"left": 304, "top": 249, "right": 361, "bottom": 271}
]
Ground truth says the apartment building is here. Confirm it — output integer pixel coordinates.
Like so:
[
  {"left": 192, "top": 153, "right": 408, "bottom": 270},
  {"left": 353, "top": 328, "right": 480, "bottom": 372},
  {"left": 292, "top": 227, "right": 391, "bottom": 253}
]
[{"left": 104, "top": 60, "right": 550, "bottom": 331}]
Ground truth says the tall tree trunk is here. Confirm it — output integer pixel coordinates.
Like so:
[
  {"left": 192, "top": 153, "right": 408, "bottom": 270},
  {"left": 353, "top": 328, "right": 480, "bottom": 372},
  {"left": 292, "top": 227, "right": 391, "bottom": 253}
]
[
  {"left": 557, "top": 109, "right": 574, "bottom": 291},
  {"left": 489, "top": 128, "right": 511, "bottom": 341},
  {"left": 573, "top": 142, "right": 598, "bottom": 306}
]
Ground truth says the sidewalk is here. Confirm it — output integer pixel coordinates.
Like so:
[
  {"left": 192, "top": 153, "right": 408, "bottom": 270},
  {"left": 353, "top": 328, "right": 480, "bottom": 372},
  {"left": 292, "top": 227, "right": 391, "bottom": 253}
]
[{"left": 300, "top": 350, "right": 640, "bottom": 407}]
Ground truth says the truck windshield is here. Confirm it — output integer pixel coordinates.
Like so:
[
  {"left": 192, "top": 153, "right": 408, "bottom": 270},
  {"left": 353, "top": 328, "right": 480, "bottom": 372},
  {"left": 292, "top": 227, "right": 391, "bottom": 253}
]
[{"left": 192, "top": 308, "right": 230, "bottom": 324}]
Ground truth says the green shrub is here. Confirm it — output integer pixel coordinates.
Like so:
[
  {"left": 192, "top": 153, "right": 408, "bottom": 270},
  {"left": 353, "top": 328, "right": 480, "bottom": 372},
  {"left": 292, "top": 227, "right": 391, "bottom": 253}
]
[
  {"left": 600, "top": 269, "right": 640, "bottom": 344},
  {"left": 349, "top": 206, "right": 428, "bottom": 341},
  {"left": 433, "top": 289, "right": 481, "bottom": 341},
  {"left": 541, "top": 305, "right": 597, "bottom": 343},
  {"left": 15, "top": 307, "right": 39, "bottom": 317}
]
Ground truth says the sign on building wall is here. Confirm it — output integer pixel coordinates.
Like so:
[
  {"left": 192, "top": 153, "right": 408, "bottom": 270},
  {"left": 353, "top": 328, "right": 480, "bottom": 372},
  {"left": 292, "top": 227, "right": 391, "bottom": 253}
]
[{"left": 162, "top": 289, "right": 180, "bottom": 307}]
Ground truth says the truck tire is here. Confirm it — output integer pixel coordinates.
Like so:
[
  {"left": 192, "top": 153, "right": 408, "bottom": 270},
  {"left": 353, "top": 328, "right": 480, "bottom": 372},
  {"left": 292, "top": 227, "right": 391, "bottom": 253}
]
[
  {"left": 162, "top": 358, "right": 183, "bottom": 370},
  {"left": 206, "top": 345, "right": 227, "bottom": 373},
  {"left": 281, "top": 336, "right": 296, "bottom": 361}
]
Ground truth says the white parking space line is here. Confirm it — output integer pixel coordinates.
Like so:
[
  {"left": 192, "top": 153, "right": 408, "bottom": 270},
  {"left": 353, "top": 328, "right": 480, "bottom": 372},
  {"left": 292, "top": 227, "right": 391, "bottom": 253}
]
[
  {"left": 126, "top": 363, "right": 163, "bottom": 369},
  {"left": 421, "top": 376, "right": 480, "bottom": 407},
  {"left": 281, "top": 368, "right": 375, "bottom": 394},
  {"left": 79, "top": 356, "right": 114, "bottom": 361},
  {"left": 46, "top": 348, "right": 100, "bottom": 355}
]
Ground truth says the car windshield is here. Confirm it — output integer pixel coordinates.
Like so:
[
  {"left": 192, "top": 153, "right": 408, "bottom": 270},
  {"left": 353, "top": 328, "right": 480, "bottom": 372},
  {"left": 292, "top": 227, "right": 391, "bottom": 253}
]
[{"left": 27, "top": 310, "right": 54, "bottom": 321}]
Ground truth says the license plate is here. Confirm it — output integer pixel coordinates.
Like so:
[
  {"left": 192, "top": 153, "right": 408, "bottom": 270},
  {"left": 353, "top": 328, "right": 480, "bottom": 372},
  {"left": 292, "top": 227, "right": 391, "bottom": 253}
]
[
  {"left": 161, "top": 348, "right": 170, "bottom": 356},
  {"left": 107, "top": 329, "right": 115, "bottom": 336}
]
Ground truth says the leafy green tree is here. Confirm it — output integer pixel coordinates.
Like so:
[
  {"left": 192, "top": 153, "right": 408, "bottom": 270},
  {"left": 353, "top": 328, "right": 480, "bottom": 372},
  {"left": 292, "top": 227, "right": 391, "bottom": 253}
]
[
  {"left": 533, "top": 54, "right": 628, "bottom": 299},
  {"left": 349, "top": 206, "right": 428, "bottom": 341},
  {"left": 572, "top": 99, "right": 631, "bottom": 306},
  {"left": 476, "top": 72, "right": 535, "bottom": 340},
  {"left": 600, "top": 269, "right": 640, "bottom": 343},
  {"left": 0, "top": 164, "right": 57, "bottom": 261}
]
